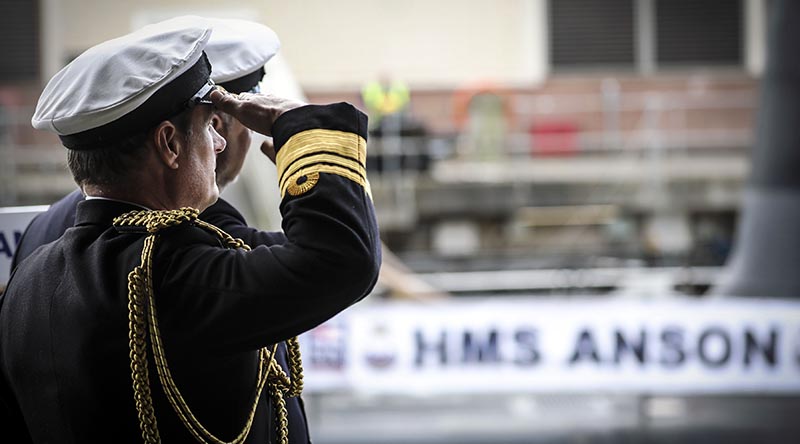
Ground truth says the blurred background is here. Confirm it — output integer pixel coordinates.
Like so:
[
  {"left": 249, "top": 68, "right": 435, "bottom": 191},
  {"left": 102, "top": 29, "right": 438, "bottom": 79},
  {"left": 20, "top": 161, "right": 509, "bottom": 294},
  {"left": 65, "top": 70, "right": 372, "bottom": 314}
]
[{"left": 1, "top": 0, "right": 799, "bottom": 443}]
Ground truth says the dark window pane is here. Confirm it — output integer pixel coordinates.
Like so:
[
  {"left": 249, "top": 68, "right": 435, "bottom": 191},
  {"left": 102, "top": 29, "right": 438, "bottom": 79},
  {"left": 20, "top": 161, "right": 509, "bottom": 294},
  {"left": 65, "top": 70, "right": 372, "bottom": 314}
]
[
  {"left": 0, "top": 0, "right": 40, "bottom": 82},
  {"left": 656, "top": 0, "right": 742, "bottom": 66},
  {"left": 550, "top": 0, "right": 635, "bottom": 68}
]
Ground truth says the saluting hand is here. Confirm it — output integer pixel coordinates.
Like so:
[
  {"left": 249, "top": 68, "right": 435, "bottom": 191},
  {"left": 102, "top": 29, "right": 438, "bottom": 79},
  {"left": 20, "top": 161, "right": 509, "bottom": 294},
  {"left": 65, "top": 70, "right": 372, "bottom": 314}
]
[
  {"left": 209, "top": 89, "right": 306, "bottom": 137},
  {"left": 260, "top": 137, "right": 276, "bottom": 164}
]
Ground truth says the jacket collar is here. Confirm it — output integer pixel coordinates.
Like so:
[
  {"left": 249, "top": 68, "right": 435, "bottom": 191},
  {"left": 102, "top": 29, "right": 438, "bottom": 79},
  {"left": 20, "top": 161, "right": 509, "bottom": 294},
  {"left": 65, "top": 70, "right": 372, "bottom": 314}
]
[{"left": 74, "top": 199, "right": 146, "bottom": 227}]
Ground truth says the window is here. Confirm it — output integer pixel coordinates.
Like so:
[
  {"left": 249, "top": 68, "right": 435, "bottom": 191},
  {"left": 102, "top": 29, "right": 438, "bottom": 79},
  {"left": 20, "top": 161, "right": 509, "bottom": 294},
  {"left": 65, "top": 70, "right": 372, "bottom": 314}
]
[
  {"left": 0, "top": 0, "right": 40, "bottom": 82},
  {"left": 548, "top": 0, "right": 745, "bottom": 72},
  {"left": 656, "top": 0, "right": 743, "bottom": 66},
  {"left": 550, "top": 0, "right": 635, "bottom": 69}
]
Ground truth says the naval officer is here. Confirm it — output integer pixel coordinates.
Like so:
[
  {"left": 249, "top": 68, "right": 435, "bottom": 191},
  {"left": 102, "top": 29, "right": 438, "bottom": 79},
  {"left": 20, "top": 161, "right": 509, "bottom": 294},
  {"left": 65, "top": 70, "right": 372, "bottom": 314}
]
[
  {"left": 8, "top": 18, "right": 314, "bottom": 442},
  {"left": 0, "top": 16, "right": 379, "bottom": 443}
]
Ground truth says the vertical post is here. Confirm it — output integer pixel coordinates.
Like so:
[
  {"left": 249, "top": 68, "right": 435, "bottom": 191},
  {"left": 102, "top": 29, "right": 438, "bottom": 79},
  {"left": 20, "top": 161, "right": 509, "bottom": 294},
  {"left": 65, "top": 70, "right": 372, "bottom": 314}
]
[
  {"left": 39, "top": 0, "right": 63, "bottom": 82},
  {"left": 713, "top": 0, "right": 800, "bottom": 298},
  {"left": 523, "top": 0, "right": 549, "bottom": 85},
  {"left": 636, "top": 0, "right": 656, "bottom": 75},
  {"left": 601, "top": 78, "right": 622, "bottom": 151},
  {"left": 744, "top": 0, "right": 768, "bottom": 77}
]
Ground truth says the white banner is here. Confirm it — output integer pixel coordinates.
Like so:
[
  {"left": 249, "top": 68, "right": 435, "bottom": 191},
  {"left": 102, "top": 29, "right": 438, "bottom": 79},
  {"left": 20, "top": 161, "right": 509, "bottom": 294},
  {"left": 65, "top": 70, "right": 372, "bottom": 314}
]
[
  {"left": 299, "top": 298, "right": 800, "bottom": 395},
  {"left": 0, "top": 206, "right": 48, "bottom": 287}
]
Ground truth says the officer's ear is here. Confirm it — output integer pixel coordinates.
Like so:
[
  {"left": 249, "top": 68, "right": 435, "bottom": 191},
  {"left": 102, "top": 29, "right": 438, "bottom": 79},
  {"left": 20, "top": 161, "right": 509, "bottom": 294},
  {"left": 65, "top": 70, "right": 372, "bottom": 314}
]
[{"left": 151, "top": 120, "right": 183, "bottom": 170}]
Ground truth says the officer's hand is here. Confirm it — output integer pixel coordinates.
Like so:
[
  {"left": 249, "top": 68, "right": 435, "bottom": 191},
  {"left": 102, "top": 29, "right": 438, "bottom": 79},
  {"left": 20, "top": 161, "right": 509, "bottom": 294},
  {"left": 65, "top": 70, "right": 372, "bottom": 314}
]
[
  {"left": 209, "top": 89, "right": 306, "bottom": 137},
  {"left": 261, "top": 137, "right": 276, "bottom": 164}
]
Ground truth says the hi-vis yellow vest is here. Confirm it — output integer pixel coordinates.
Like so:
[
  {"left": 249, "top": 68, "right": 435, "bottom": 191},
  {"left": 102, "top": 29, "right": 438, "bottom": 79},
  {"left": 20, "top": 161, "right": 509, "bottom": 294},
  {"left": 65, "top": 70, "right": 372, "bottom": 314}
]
[{"left": 361, "top": 80, "right": 410, "bottom": 126}]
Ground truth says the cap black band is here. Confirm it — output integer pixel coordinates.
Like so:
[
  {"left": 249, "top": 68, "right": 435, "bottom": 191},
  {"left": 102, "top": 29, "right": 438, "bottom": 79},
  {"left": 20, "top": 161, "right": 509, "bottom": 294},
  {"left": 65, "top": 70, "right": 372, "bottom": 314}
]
[
  {"left": 59, "top": 53, "right": 213, "bottom": 150},
  {"left": 218, "top": 67, "right": 265, "bottom": 94}
]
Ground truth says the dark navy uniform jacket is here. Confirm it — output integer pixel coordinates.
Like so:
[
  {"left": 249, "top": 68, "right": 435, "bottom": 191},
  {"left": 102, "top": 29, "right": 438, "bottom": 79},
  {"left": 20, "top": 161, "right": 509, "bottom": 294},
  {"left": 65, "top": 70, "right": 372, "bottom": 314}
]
[
  {"left": 9, "top": 188, "right": 84, "bottom": 272},
  {"left": 0, "top": 103, "right": 380, "bottom": 443},
  {"left": 9, "top": 194, "right": 313, "bottom": 444}
]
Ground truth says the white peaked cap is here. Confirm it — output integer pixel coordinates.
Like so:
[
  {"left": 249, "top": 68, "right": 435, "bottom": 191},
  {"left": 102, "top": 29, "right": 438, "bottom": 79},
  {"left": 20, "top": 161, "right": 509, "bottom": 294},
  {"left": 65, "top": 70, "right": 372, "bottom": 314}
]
[
  {"left": 204, "top": 18, "right": 280, "bottom": 89},
  {"left": 32, "top": 16, "right": 213, "bottom": 149}
]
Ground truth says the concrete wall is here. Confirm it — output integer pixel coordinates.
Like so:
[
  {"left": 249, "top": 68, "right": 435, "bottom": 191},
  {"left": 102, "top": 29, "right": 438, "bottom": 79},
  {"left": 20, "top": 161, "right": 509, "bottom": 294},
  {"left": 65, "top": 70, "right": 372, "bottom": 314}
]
[
  {"left": 45, "top": 0, "right": 549, "bottom": 89},
  {"left": 257, "top": 0, "right": 548, "bottom": 90}
]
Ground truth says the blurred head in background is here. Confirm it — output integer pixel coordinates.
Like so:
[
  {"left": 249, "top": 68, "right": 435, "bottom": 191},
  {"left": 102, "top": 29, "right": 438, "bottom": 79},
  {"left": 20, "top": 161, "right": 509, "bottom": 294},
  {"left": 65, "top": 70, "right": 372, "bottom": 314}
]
[{"left": 204, "top": 18, "right": 280, "bottom": 189}]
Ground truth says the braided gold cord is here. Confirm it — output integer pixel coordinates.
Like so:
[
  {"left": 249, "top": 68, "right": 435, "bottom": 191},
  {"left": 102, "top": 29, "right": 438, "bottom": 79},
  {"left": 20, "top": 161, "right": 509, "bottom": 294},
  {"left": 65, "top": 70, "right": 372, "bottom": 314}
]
[
  {"left": 144, "top": 234, "right": 269, "bottom": 444},
  {"left": 115, "top": 208, "right": 199, "bottom": 233},
  {"left": 114, "top": 208, "right": 305, "bottom": 444},
  {"left": 128, "top": 265, "right": 160, "bottom": 443},
  {"left": 285, "top": 337, "right": 305, "bottom": 397},
  {"left": 194, "top": 219, "right": 251, "bottom": 251},
  {"left": 271, "top": 384, "right": 290, "bottom": 444}
]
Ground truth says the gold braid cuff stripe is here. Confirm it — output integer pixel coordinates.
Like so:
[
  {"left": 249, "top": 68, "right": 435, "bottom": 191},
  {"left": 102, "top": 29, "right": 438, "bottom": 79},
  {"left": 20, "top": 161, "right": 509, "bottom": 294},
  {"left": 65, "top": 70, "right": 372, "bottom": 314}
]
[
  {"left": 280, "top": 164, "right": 368, "bottom": 199},
  {"left": 279, "top": 151, "right": 367, "bottom": 185},
  {"left": 276, "top": 129, "right": 368, "bottom": 198},
  {"left": 277, "top": 129, "right": 367, "bottom": 176},
  {"left": 279, "top": 153, "right": 366, "bottom": 194},
  {"left": 113, "top": 208, "right": 304, "bottom": 444}
]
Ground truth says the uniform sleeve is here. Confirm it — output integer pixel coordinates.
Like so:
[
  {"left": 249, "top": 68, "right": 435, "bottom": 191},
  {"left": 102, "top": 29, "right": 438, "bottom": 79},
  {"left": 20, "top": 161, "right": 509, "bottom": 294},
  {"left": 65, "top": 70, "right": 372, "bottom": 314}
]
[
  {"left": 200, "top": 199, "right": 287, "bottom": 247},
  {"left": 154, "top": 103, "right": 381, "bottom": 353}
]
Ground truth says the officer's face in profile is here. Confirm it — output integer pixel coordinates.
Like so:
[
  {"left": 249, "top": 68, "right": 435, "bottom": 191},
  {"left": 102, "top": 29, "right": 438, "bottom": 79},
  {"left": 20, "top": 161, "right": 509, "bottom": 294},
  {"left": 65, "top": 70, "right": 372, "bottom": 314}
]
[
  {"left": 175, "top": 104, "right": 227, "bottom": 210},
  {"left": 212, "top": 112, "right": 251, "bottom": 189}
]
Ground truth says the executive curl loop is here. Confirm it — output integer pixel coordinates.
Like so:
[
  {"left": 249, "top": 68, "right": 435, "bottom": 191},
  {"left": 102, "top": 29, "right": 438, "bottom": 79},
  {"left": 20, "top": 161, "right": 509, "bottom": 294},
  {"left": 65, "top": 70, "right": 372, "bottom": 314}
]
[{"left": 113, "top": 208, "right": 304, "bottom": 444}]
